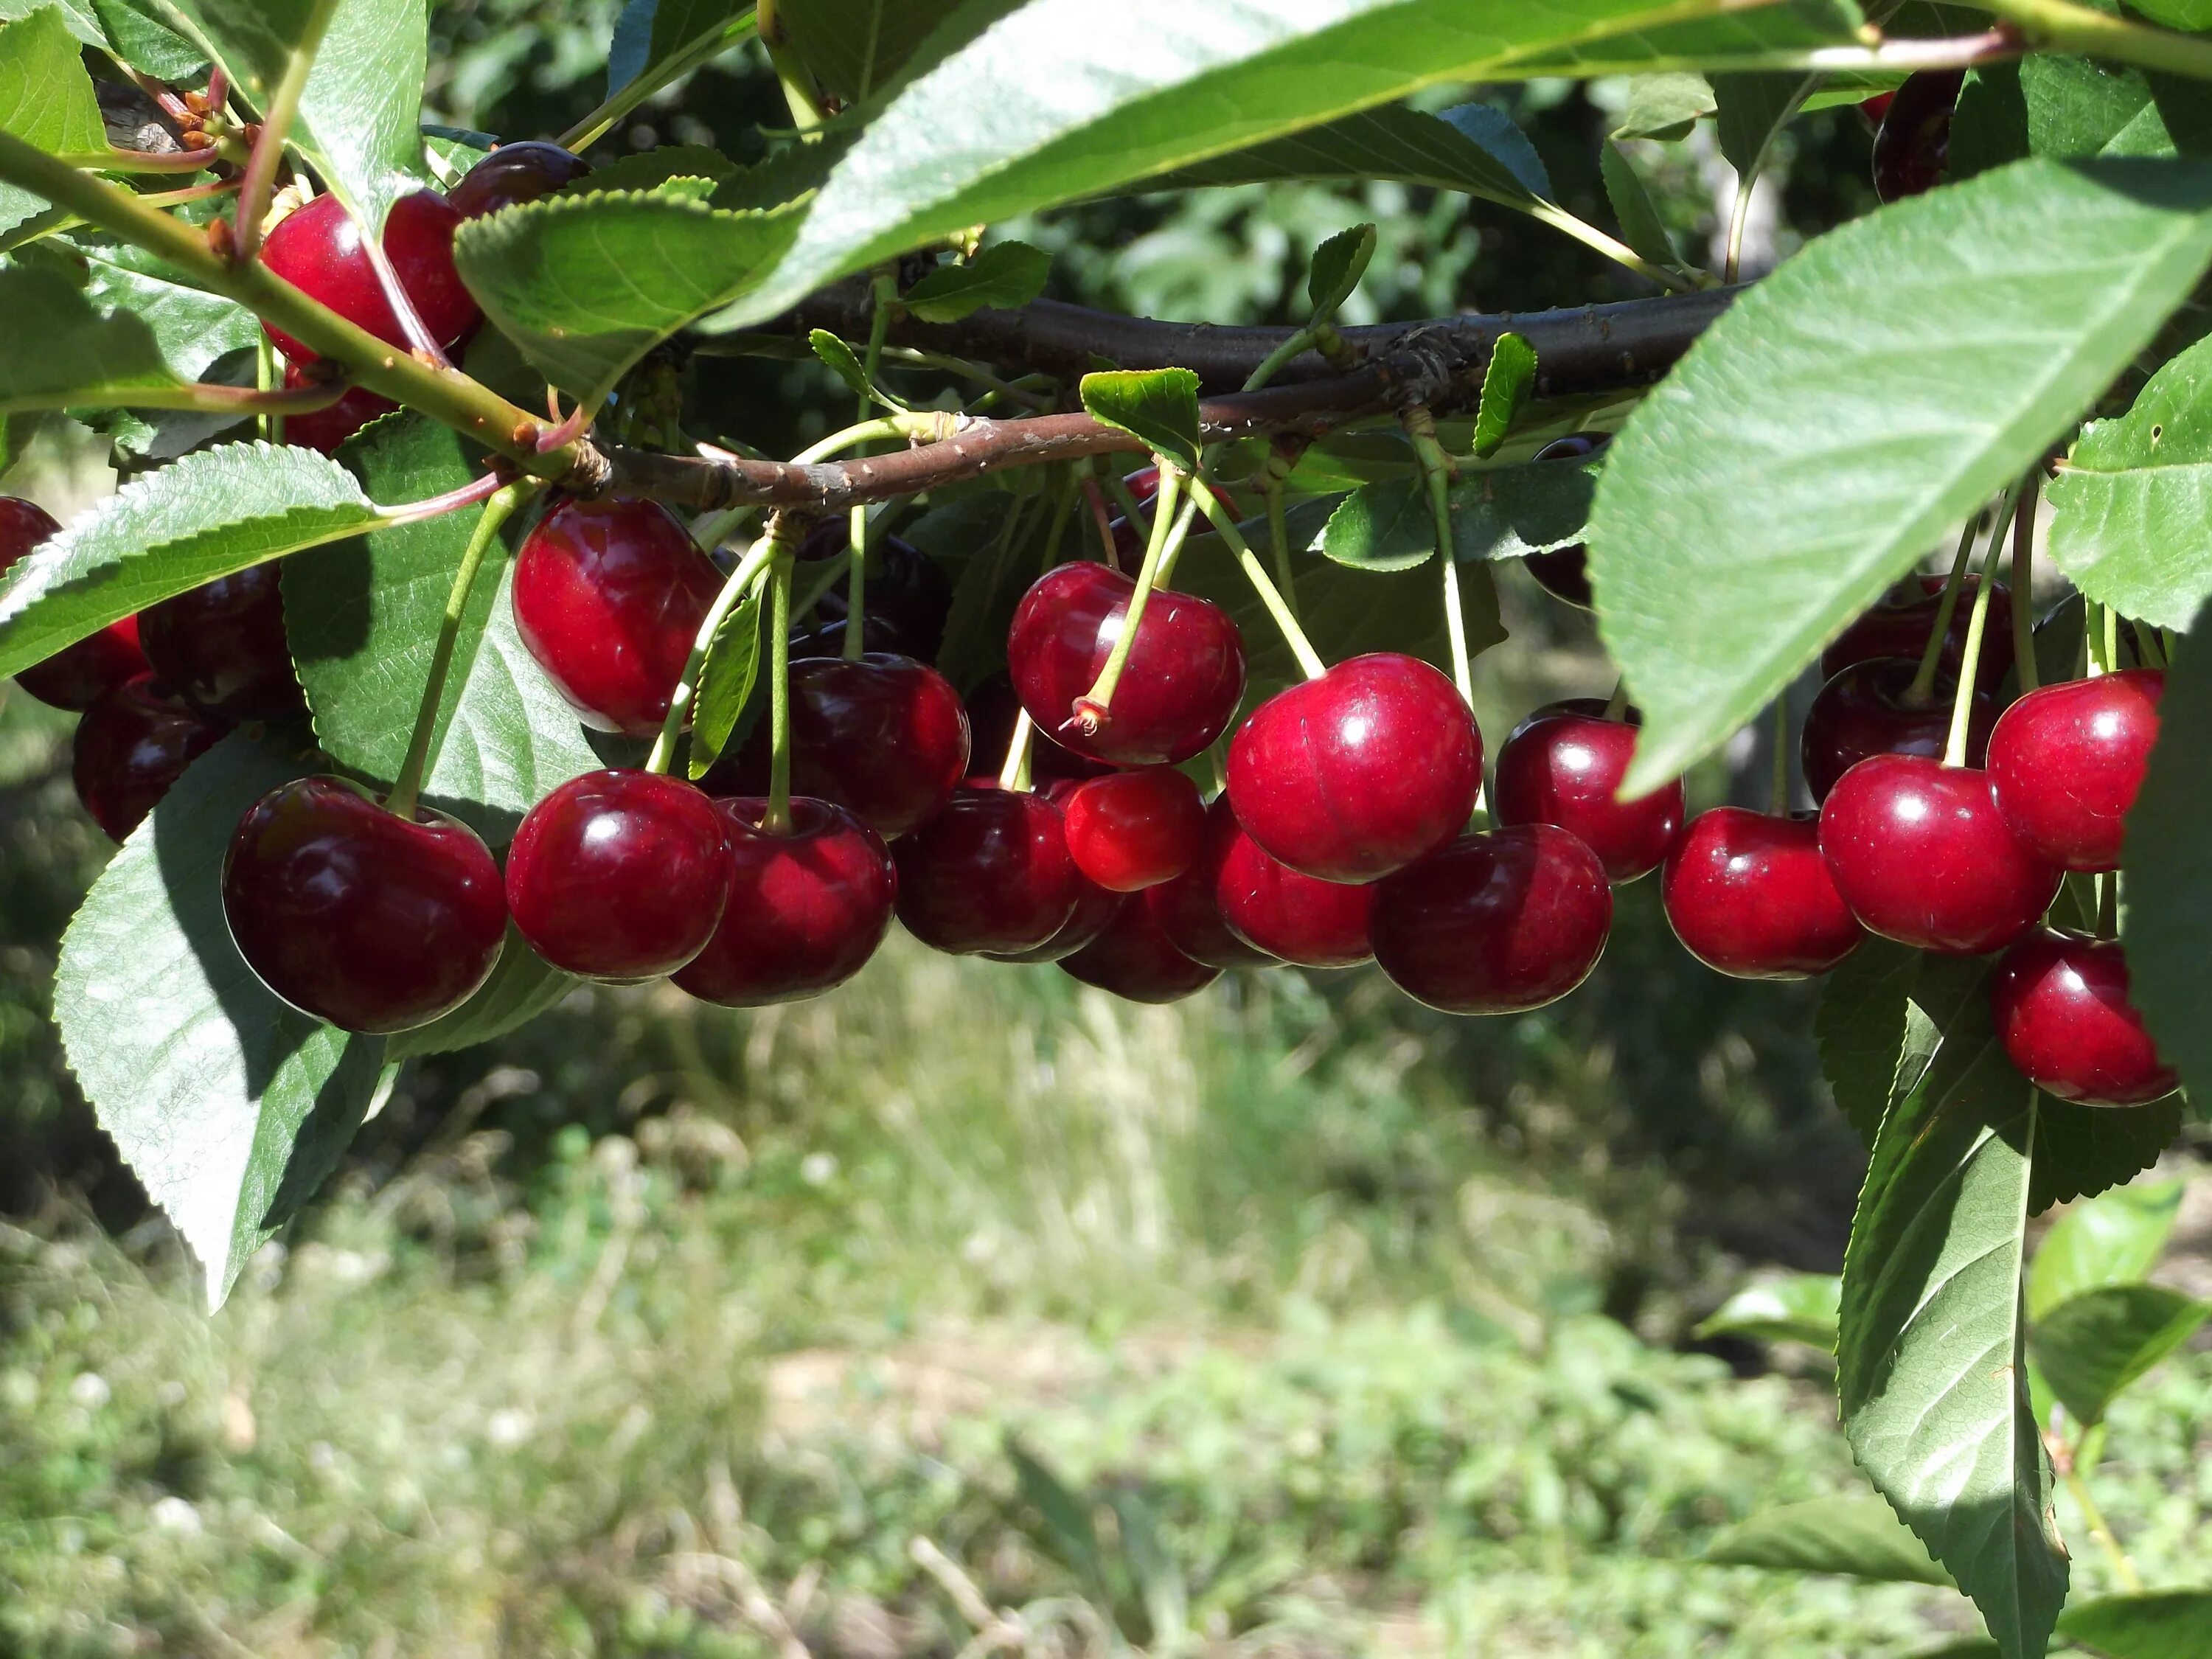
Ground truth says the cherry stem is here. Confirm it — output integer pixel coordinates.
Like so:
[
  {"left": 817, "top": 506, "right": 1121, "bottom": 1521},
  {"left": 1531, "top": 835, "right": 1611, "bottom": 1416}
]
[
  {"left": 1604, "top": 676, "right": 1631, "bottom": 723},
  {"left": 557, "top": 13, "right": 760, "bottom": 151},
  {"left": 1410, "top": 421, "right": 1475, "bottom": 706},
  {"left": 842, "top": 504, "right": 870, "bottom": 661},
  {"left": 2106, "top": 602, "right": 2122, "bottom": 672},
  {"left": 1944, "top": 536, "right": 2006, "bottom": 768},
  {"left": 364, "top": 234, "right": 452, "bottom": 367},
  {"left": 18, "top": 377, "right": 348, "bottom": 418},
  {"left": 1194, "top": 488, "right": 1326, "bottom": 681},
  {"left": 378, "top": 470, "right": 509, "bottom": 526},
  {"left": 2098, "top": 872, "right": 2120, "bottom": 941},
  {"left": 1077, "top": 465, "right": 1185, "bottom": 723},
  {"left": 2084, "top": 598, "right": 2108, "bottom": 677},
  {"left": 841, "top": 271, "right": 897, "bottom": 663},
  {"left": 2056, "top": 1438, "right": 2142, "bottom": 1591},
  {"left": 1080, "top": 473, "right": 1117, "bottom": 563},
  {"left": 1724, "top": 75, "right": 1815, "bottom": 286},
  {"left": 789, "top": 411, "right": 950, "bottom": 467},
  {"left": 645, "top": 525, "right": 785, "bottom": 776},
  {"left": 1040, "top": 467, "right": 1083, "bottom": 568},
  {"left": 1770, "top": 697, "right": 1791, "bottom": 816},
  {"left": 765, "top": 551, "right": 796, "bottom": 835},
  {"left": 257, "top": 330, "right": 279, "bottom": 446},
  {"left": 1263, "top": 483, "right": 1300, "bottom": 621},
  {"left": 997, "top": 706, "right": 1035, "bottom": 793},
  {"left": 63, "top": 148, "right": 223, "bottom": 175},
  {"left": 2011, "top": 470, "right": 2042, "bottom": 694},
  {"left": 2132, "top": 620, "right": 2167, "bottom": 669},
  {"left": 1905, "top": 512, "right": 1987, "bottom": 708},
  {"left": 231, "top": 1, "right": 335, "bottom": 264},
  {"left": 1103, "top": 469, "right": 1152, "bottom": 548}
]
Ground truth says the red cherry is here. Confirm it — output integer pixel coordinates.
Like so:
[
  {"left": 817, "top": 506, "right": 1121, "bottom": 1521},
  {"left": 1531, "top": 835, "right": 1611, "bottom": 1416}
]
[
  {"left": 504, "top": 770, "right": 733, "bottom": 981},
  {"left": 1518, "top": 435, "right": 1608, "bottom": 608},
  {"left": 1987, "top": 669, "right": 2162, "bottom": 873},
  {"left": 987, "top": 874, "right": 1126, "bottom": 964},
  {"left": 1492, "top": 698, "right": 1682, "bottom": 883},
  {"left": 138, "top": 563, "right": 305, "bottom": 723},
  {"left": 71, "top": 673, "right": 224, "bottom": 840},
  {"left": 1227, "top": 653, "right": 1481, "bottom": 884},
  {"left": 675, "top": 796, "right": 896, "bottom": 1006},
  {"left": 1818, "top": 755, "right": 2060, "bottom": 956},
  {"left": 1145, "top": 799, "right": 1276, "bottom": 969},
  {"left": 1990, "top": 928, "right": 2177, "bottom": 1107},
  {"left": 1194, "top": 796, "right": 1373, "bottom": 968},
  {"left": 2, "top": 498, "right": 147, "bottom": 710},
  {"left": 512, "top": 496, "right": 724, "bottom": 737},
  {"left": 281, "top": 366, "right": 394, "bottom": 454},
  {"left": 1801, "top": 657, "right": 1994, "bottom": 804},
  {"left": 1006, "top": 562, "right": 1245, "bottom": 766},
  {"left": 1859, "top": 91, "right": 1896, "bottom": 128},
  {"left": 260, "top": 191, "right": 480, "bottom": 364},
  {"left": 1061, "top": 898, "right": 1220, "bottom": 1004},
  {"left": 1821, "top": 575, "right": 2013, "bottom": 694},
  {"left": 964, "top": 672, "right": 1112, "bottom": 785},
  {"left": 891, "top": 785, "right": 1081, "bottom": 956},
  {"left": 448, "top": 140, "right": 593, "bottom": 218},
  {"left": 1873, "top": 69, "right": 1964, "bottom": 204},
  {"left": 1062, "top": 767, "right": 1206, "bottom": 892},
  {"left": 1370, "top": 824, "right": 1613, "bottom": 1014},
  {"left": 223, "top": 776, "right": 507, "bottom": 1033},
  {"left": 1661, "top": 807, "right": 1863, "bottom": 979}
]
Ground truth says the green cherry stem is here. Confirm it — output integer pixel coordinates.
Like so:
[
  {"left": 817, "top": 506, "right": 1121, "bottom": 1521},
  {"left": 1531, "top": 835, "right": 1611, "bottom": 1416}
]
[
  {"left": 1103, "top": 469, "right": 1152, "bottom": 549},
  {"left": 765, "top": 551, "right": 797, "bottom": 834},
  {"left": 2105, "top": 602, "right": 2122, "bottom": 672},
  {"left": 842, "top": 504, "right": 871, "bottom": 661},
  {"left": 1263, "top": 483, "right": 1300, "bottom": 621},
  {"left": 644, "top": 524, "right": 786, "bottom": 776},
  {"left": 844, "top": 271, "right": 899, "bottom": 663},
  {"left": 557, "top": 13, "right": 760, "bottom": 151},
  {"left": 1943, "top": 546, "right": 2004, "bottom": 769},
  {"left": 1409, "top": 419, "right": 1474, "bottom": 706},
  {"left": 1150, "top": 489, "right": 1203, "bottom": 588},
  {"left": 1194, "top": 489, "right": 1326, "bottom": 681},
  {"left": 2011, "top": 470, "right": 2041, "bottom": 694},
  {"left": 1077, "top": 465, "right": 1184, "bottom": 723},
  {"left": 1770, "top": 698, "right": 1792, "bottom": 815},
  {"left": 2132, "top": 620, "right": 2168, "bottom": 669},
  {"left": 1603, "top": 676, "right": 1631, "bottom": 723},
  {"left": 997, "top": 706, "right": 1036, "bottom": 793},
  {"left": 1905, "top": 511, "right": 1987, "bottom": 708}
]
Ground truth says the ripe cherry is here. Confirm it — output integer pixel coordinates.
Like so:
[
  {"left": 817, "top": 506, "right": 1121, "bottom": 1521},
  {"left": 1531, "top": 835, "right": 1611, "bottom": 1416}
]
[
  {"left": 281, "top": 366, "right": 394, "bottom": 454},
  {"left": 1821, "top": 575, "right": 2012, "bottom": 694},
  {"left": 1661, "top": 807, "right": 1863, "bottom": 979},
  {"left": 1517, "top": 434, "right": 1609, "bottom": 609},
  {"left": 138, "top": 563, "right": 305, "bottom": 723},
  {"left": 512, "top": 496, "right": 724, "bottom": 737},
  {"left": 1211, "top": 808, "right": 1375, "bottom": 969},
  {"left": 1370, "top": 824, "right": 1613, "bottom": 1015},
  {"left": 1801, "top": 657, "right": 1994, "bottom": 804},
  {"left": 1873, "top": 69, "right": 1964, "bottom": 204},
  {"left": 1062, "top": 899, "right": 1221, "bottom": 1004},
  {"left": 807, "top": 529, "right": 954, "bottom": 663},
  {"left": 675, "top": 797, "right": 897, "bottom": 1006},
  {"left": 260, "top": 191, "right": 480, "bottom": 364},
  {"left": 1006, "top": 562, "right": 1245, "bottom": 766},
  {"left": 1146, "top": 798, "right": 1276, "bottom": 970},
  {"left": 891, "top": 785, "right": 1081, "bottom": 956},
  {"left": 4, "top": 498, "right": 149, "bottom": 711},
  {"left": 987, "top": 872, "right": 1126, "bottom": 964},
  {"left": 1818, "top": 755, "right": 2059, "bottom": 956},
  {"left": 964, "top": 672, "right": 1112, "bottom": 785},
  {"left": 1062, "top": 766, "right": 1207, "bottom": 891},
  {"left": 1987, "top": 669, "right": 2162, "bottom": 873},
  {"left": 1492, "top": 698, "right": 1683, "bottom": 883},
  {"left": 448, "top": 140, "right": 594, "bottom": 218},
  {"left": 1990, "top": 928, "right": 2177, "bottom": 1107},
  {"left": 1227, "top": 653, "right": 1481, "bottom": 883},
  {"left": 71, "top": 674, "right": 224, "bottom": 840},
  {"left": 504, "top": 770, "right": 733, "bottom": 981},
  {"left": 223, "top": 776, "right": 507, "bottom": 1033}
]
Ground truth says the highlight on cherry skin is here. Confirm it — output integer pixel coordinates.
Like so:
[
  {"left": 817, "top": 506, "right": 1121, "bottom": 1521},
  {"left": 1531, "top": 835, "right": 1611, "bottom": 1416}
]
[
  {"left": 1491, "top": 698, "right": 1682, "bottom": 884},
  {"left": 259, "top": 190, "right": 480, "bottom": 364},
  {"left": 1990, "top": 928, "right": 2178, "bottom": 1108},
  {"left": 1987, "top": 668, "right": 2163, "bottom": 873}
]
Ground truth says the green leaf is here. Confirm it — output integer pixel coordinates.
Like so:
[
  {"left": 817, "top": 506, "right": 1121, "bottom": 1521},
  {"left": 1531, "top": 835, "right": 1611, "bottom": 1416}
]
[
  {"left": 54, "top": 733, "right": 389, "bottom": 1309},
  {"left": 2028, "top": 1180, "right": 2185, "bottom": 1321},
  {"left": 1079, "top": 368, "right": 1202, "bottom": 475},
  {"left": 1322, "top": 479, "right": 1435, "bottom": 572},
  {"left": 0, "top": 6, "right": 105, "bottom": 235},
  {"left": 1703, "top": 1496, "right": 1954, "bottom": 1585},
  {"left": 2028, "top": 1094, "right": 2183, "bottom": 1215},
  {"left": 687, "top": 584, "right": 761, "bottom": 781},
  {"left": 1306, "top": 221, "right": 1377, "bottom": 320},
  {"left": 807, "top": 327, "right": 908, "bottom": 411},
  {"left": 1613, "top": 71, "right": 1715, "bottom": 140},
  {"left": 608, "top": 0, "right": 754, "bottom": 96},
  {"left": 1600, "top": 140, "right": 1682, "bottom": 268},
  {"left": 1711, "top": 70, "right": 1813, "bottom": 176},
  {"left": 0, "top": 260, "right": 186, "bottom": 411},
  {"left": 2129, "top": 0, "right": 2212, "bottom": 27},
  {"left": 91, "top": 0, "right": 208, "bottom": 80},
  {"left": 774, "top": 0, "right": 966, "bottom": 105},
  {"left": 577, "top": 144, "right": 740, "bottom": 197},
  {"left": 2022, "top": 55, "right": 2209, "bottom": 162},
  {"left": 901, "top": 240, "right": 1049, "bottom": 323},
  {"left": 2057, "top": 1591, "right": 2212, "bottom": 1659},
  {"left": 915, "top": 487, "right": 1051, "bottom": 695},
  {"left": 1472, "top": 333, "right": 1537, "bottom": 459},
  {"left": 1815, "top": 936, "right": 1922, "bottom": 1146},
  {"left": 1151, "top": 101, "right": 1552, "bottom": 212},
  {"left": 0, "top": 0, "right": 99, "bottom": 46},
  {"left": 1590, "top": 157, "right": 2212, "bottom": 796},
  {"left": 2029, "top": 1284, "right": 2209, "bottom": 1425},
  {"left": 1694, "top": 1273, "right": 1841, "bottom": 1349},
  {"left": 1446, "top": 455, "right": 1599, "bottom": 563},
  {"left": 386, "top": 925, "right": 578, "bottom": 1060},
  {"left": 78, "top": 246, "right": 260, "bottom": 387}
]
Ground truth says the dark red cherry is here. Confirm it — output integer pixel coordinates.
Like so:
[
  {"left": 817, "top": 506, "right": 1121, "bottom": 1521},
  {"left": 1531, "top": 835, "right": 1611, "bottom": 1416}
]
[
  {"left": 512, "top": 496, "right": 724, "bottom": 737},
  {"left": 1061, "top": 898, "right": 1221, "bottom": 1004},
  {"left": 448, "top": 140, "right": 594, "bottom": 218},
  {"left": 1146, "top": 798, "right": 1276, "bottom": 969},
  {"left": 1371, "top": 824, "right": 1613, "bottom": 1015},
  {"left": 892, "top": 785, "right": 1081, "bottom": 956},
  {"left": 1873, "top": 69, "right": 1964, "bottom": 204},
  {"left": 71, "top": 674, "right": 223, "bottom": 839},
  {"left": 260, "top": 191, "right": 480, "bottom": 364},
  {"left": 987, "top": 872, "right": 1125, "bottom": 964},
  {"left": 1991, "top": 928, "right": 2177, "bottom": 1107},
  {"left": 1801, "top": 656, "right": 1994, "bottom": 804},
  {"left": 223, "top": 776, "right": 507, "bottom": 1033},
  {"left": 1006, "top": 562, "right": 1246, "bottom": 766},
  {"left": 1988, "top": 669, "right": 2162, "bottom": 873},
  {"left": 964, "top": 672, "right": 1112, "bottom": 785},
  {"left": 1858, "top": 91, "right": 1896, "bottom": 130},
  {"left": 1818, "top": 755, "right": 2059, "bottom": 956},
  {"left": 138, "top": 564, "right": 305, "bottom": 723},
  {"left": 1227, "top": 653, "right": 1481, "bottom": 884},
  {"left": 1518, "top": 434, "right": 1609, "bottom": 608},
  {"left": 1492, "top": 698, "right": 1682, "bottom": 883},
  {"left": 3, "top": 497, "right": 148, "bottom": 710},
  {"left": 808, "top": 531, "right": 954, "bottom": 663},
  {"left": 1062, "top": 767, "right": 1206, "bottom": 892},
  {"left": 281, "top": 365, "right": 394, "bottom": 454},
  {"left": 504, "top": 769, "right": 732, "bottom": 981},
  {"left": 1214, "top": 816, "right": 1375, "bottom": 969},
  {"left": 675, "top": 796, "right": 896, "bottom": 1006},
  {"left": 1661, "top": 807, "right": 1863, "bottom": 979},
  {"left": 1821, "top": 575, "right": 2013, "bottom": 694}
]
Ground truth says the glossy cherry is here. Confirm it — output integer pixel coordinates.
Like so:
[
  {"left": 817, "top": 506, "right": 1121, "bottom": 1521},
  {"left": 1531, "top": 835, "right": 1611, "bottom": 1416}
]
[
  {"left": 987, "top": 873, "right": 1126, "bottom": 964},
  {"left": 138, "top": 563, "right": 305, "bottom": 722},
  {"left": 1370, "top": 824, "right": 1613, "bottom": 1015},
  {"left": 260, "top": 191, "right": 480, "bottom": 364},
  {"left": 504, "top": 769, "right": 733, "bottom": 981},
  {"left": 223, "top": 776, "right": 507, "bottom": 1033},
  {"left": 1801, "top": 656, "right": 1994, "bottom": 803},
  {"left": 1987, "top": 669, "right": 2163, "bottom": 873},
  {"left": 675, "top": 796, "right": 897, "bottom": 1006},
  {"left": 1990, "top": 928, "right": 2177, "bottom": 1107},
  {"left": 1518, "top": 434, "right": 1609, "bottom": 608},
  {"left": 891, "top": 785, "right": 1081, "bottom": 956},
  {"left": 1146, "top": 798, "right": 1276, "bottom": 970},
  {"left": 1227, "top": 653, "right": 1481, "bottom": 884},
  {"left": 1661, "top": 807, "right": 1863, "bottom": 979},
  {"left": 1818, "top": 755, "right": 2059, "bottom": 956},
  {"left": 1873, "top": 69, "right": 1964, "bottom": 204},
  {"left": 807, "top": 529, "right": 954, "bottom": 663},
  {"left": 1211, "top": 810, "right": 1375, "bottom": 969},
  {"left": 964, "top": 672, "right": 1111, "bottom": 785},
  {"left": 448, "top": 140, "right": 594, "bottom": 218},
  {"left": 1061, "top": 899, "right": 1221, "bottom": 1004},
  {"left": 282, "top": 366, "right": 394, "bottom": 454},
  {"left": 1821, "top": 575, "right": 2012, "bottom": 693},
  {"left": 512, "top": 496, "right": 725, "bottom": 737},
  {"left": 71, "top": 674, "right": 224, "bottom": 840},
  {"left": 1006, "top": 562, "right": 1245, "bottom": 766},
  {"left": 3, "top": 498, "right": 150, "bottom": 711},
  {"left": 1062, "top": 767, "right": 1207, "bottom": 892},
  {"left": 1492, "top": 698, "right": 1682, "bottom": 883}
]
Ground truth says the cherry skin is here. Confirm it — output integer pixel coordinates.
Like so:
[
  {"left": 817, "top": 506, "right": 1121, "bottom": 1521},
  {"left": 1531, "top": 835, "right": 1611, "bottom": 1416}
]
[
  {"left": 1062, "top": 767, "right": 1207, "bottom": 892},
  {"left": 1990, "top": 928, "right": 2177, "bottom": 1107},
  {"left": 1987, "top": 669, "right": 2163, "bottom": 873},
  {"left": 891, "top": 785, "right": 1081, "bottom": 956},
  {"left": 1006, "top": 561, "right": 1246, "bottom": 766},
  {"left": 986, "top": 872, "right": 1126, "bottom": 964},
  {"left": 3, "top": 497, "right": 148, "bottom": 711},
  {"left": 1212, "top": 811, "right": 1376, "bottom": 969},
  {"left": 504, "top": 769, "right": 733, "bottom": 981},
  {"left": 1818, "top": 755, "right": 2060, "bottom": 956},
  {"left": 223, "top": 776, "right": 507, "bottom": 1034},
  {"left": 1145, "top": 799, "right": 1276, "bottom": 969},
  {"left": 71, "top": 674, "right": 225, "bottom": 840},
  {"left": 1820, "top": 574, "right": 2013, "bottom": 694},
  {"left": 1801, "top": 656, "right": 1994, "bottom": 804},
  {"left": 1873, "top": 69, "right": 1965, "bottom": 204},
  {"left": 964, "top": 672, "right": 1112, "bottom": 785},
  {"left": 1061, "top": 898, "right": 1221, "bottom": 1004},
  {"left": 448, "top": 140, "right": 594, "bottom": 218},
  {"left": 1661, "top": 807, "right": 1863, "bottom": 979},
  {"left": 1492, "top": 698, "right": 1683, "bottom": 883},
  {"left": 1227, "top": 653, "right": 1481, "bottom": 884},
  {"left": 260, "top": 191, "right": 480, "bottom": 364},
  {"left": 512, "top": 496, "right": 725, "bottom": 737},
  {"left": 1370, "top": 824, "right": 1613, "bottom": 1015},
  {"left": 281, "top": 366, "right": 394, "bottom": 454},
  {"left": 138, "top": 563, "right": 305, "bottom": 723},
  {"left": 675, "top": 796, "right": 897, "bottom": 1006}
]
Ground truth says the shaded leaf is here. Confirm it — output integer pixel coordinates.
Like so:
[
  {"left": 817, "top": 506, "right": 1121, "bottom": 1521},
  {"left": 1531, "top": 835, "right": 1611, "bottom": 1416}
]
[
  {"left": 2027, "top": 1179, "right": 2185, "bottom": 1321},
  {"left": 1703, "top": 1495, "right": 1954, "bottom": 1586},
  {"left": 1080, "top": 368, "right": 1201, "bottom": 475},
  {"left": 902, "top": 240, "right": 1049, "bottom": 323},
  {"left": 2030, "top": 1283, "right": 2209, "bottom": 1425},
  {"left": 774, "top": 0, "right": 967, "bottom": 105},
  {"left": 2028, "top": 1093, "right": 2183, "bottom": 1216},
  {"left": 1712, "top": 69, "right": 1813, "bottom": 176},
  {"left": 687, "top": 583, "right": 761, "bottom": 780},
  {"left": 0, "top": 260, "right": 185, "bottom": 410},
  {"left": 1323, "top": 479, "right": 1433, "bottom": 572},
  {"left": 1152, "top": 101, "right": 1551, "bottom": 211},
  {"left": 1446, "top": 456, "right": 1599, "bottom": 563},
  {"left": 1695, "top": 1273, "right": 1841, "bottom": 1349},
  {"left": 2057, "top": 1591, "right": 2212, "bottom": 1659},
  {"left": 1472, "top": 332, "right": 1537, "bottom": 459},
  {"left": 609, "top": 0, "right": 754, "bottom": 97},
  {"left": 387, "top": 923, "right": 579, "bottom": 1060},
  {"left": 1815, "top": 936, "right": 1922, "bottom": 1146},
  {"left": 1601, "top": 140, "right": 1681, "bottom": 268},
  {"left": 575, "top": 144, "right": 739, "bottom": 196},
  {"left": 1613, "top": 71, "right": 1715, "bottom": 140}
]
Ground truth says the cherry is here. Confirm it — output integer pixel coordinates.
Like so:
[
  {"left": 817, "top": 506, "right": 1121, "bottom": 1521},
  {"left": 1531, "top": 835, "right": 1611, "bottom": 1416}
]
[
  {"left": 1872, "top": 69, "right": 1964, "bottom": 204},
  {"left": 1214, "top": 815, "right": 1375, "bottom": 969},
  {"left": 1818, "top": 755, "right": 2059, "bottom": 956},
  {"left": 138, "top": 563, "right": 305, "bottom": 723},
  {"left": 448, "top": 140, "right": 594, "bottom": 218},
  {"left": 1858, "top": 91, "right": 1896, "bottom": 130},
  {"left": 1370, "top": 824, "right": 1613, "bottom": 1015},
  {"left": 807, "top": 529, "right": 954, "bottom": 663},
  {"left": 71, "top": 673, "right": 224, "bottom": 840},
  {"left": 1661, "top": 807, "right": 1863, "bottom": 980},
  {"left": 1227, "top": 653, "right": 1481, "bottom": 883},
  {"left": 1987, "top": 669, "right": 2162, "bottom": 873},
  {"left": 1990, "top": 928, "right": 2177, "bottom": 1107},
  {"left": 675, "top": 796, "right": 896, "bottom": 1006},
  {"left": 1146, "top": 798, "right": 1276, "bottom": 969},
  {"left": 1006, "top": 562, "right": 1246, "bottom": 766},
  {"left": 512, "top": 496, "right": 725, "bottom": 738},
  {"left": 260, "top": 191, "right": 480, "bottom": 364},
  {"left": 986, "top": 872, "right": 1126, "bottom": 964},
  {"left": 1519, "top": 434, "right": 1609, "bottom": 609},
  {"left": 1492, "top": 698, "right": 1683, "bottom": 883},
  {"left": 1107, "top": 467, "right": 1236, "bottom": 571},
  {"left": 891, "top": 785, "right": 1081, "bottom": 956},
  {"left": 223, "top": 776, "right": 507, "bottom": 1033},
  {"left": 1062, "top": 767, "right": 1207, "bottom": 892},
  {"left": 1801, "top": 656, "right": 1994, "bottom": 804},
  {"left": 504, "top": 769, "right": 733, "bottom": 981},
  {"left": 1061, "top": 898, "right": 1221, "bottom": 1004},
  {"left": 964, "top": 672, "right": 1112, "bottom": 785},
  {"left": 3, "top": 498, "right": 148, "bottom": 712},
  {"left": 281, "top": 366, "right": 394, "bottom": 454},
  {"left": 1820, "top": 575, "right": 2013, "bottom": 694}
]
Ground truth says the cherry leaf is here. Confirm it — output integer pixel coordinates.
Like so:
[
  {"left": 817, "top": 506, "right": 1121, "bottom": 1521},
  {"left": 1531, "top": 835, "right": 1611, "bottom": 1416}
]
[
  {"left": 902, "top": 240, "right": 1050, "bottom": 324},
  {"left": 1079, "top": 368, "right": 1202, "bottom": 476}
]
